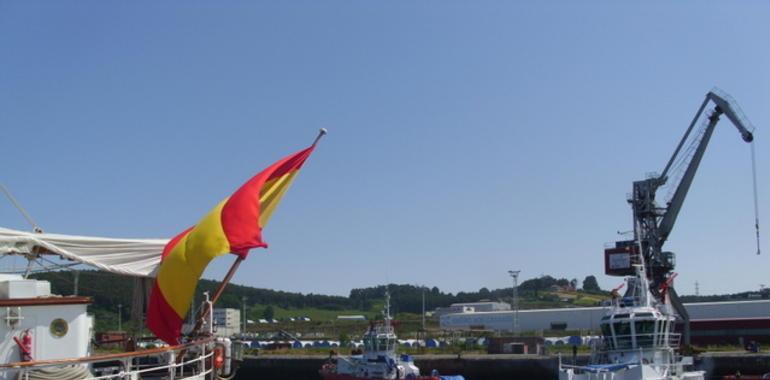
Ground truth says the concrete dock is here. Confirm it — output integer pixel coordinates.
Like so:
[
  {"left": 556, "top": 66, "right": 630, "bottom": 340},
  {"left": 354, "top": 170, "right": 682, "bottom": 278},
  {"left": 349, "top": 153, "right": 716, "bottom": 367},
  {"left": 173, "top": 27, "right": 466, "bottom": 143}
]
[{"left": 236, "top": 353, "right": 770, "bottom": 379}]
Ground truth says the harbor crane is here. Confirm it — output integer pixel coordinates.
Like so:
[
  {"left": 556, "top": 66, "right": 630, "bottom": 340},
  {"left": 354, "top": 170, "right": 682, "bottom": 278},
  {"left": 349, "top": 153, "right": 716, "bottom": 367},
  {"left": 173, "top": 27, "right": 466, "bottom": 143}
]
[{"left": 604, "top": 89, "right": 756, "bottom": 346}]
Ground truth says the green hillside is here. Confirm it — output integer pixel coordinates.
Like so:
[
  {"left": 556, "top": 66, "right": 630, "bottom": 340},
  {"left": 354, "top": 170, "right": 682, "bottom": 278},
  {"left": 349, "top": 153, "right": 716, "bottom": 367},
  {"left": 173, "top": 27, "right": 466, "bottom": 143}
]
[
  {"left": 29, "top": 269, "right": 768, "bottom": 335},
  {"left": 30, "top": 271, "right": 619, "bottom": 333}
]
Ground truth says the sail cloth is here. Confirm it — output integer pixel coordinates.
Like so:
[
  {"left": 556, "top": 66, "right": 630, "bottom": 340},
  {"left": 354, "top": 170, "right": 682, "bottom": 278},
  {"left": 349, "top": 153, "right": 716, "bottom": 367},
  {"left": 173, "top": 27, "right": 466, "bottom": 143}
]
[
  {"left": 0, "top": 227, "right": 167, "bottom": 277},
  {"left": 147, "top": 144, "right": 318, "bottom": 345}
]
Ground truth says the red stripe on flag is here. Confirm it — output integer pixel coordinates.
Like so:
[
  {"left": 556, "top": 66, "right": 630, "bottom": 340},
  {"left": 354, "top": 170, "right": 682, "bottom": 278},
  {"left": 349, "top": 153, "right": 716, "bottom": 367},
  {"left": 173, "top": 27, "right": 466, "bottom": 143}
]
[
  {"left": 265, "top": 146, "right": 315, "bottom": 181},
  {"left": 221, "top": 146, "right": 314, "bottom": 255},
  {"left": 146, "top": 281, "right": 184, "bottom": 345}
]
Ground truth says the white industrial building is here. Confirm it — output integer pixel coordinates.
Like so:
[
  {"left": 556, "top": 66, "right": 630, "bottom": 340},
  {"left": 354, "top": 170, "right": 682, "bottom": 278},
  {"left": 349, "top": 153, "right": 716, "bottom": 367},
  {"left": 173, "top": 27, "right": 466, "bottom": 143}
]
[
  {"left": 440, "top": 300, "right": 770, "bottom": 332},
  {"left": 337, "top": 315, "right": 367, "bottom": 321},
  {"left": 434, "top": 301, "right": 511, "bottom": 317},
  {"left": 213, "top": 308, "right": 241, "bottom": 336}
]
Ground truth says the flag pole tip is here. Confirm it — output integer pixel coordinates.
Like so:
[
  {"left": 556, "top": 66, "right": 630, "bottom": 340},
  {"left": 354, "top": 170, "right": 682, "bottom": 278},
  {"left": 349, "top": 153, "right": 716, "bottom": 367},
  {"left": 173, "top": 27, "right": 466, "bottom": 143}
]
[{"left": 313, "top": 128, "right": 328, "bottom": 146}]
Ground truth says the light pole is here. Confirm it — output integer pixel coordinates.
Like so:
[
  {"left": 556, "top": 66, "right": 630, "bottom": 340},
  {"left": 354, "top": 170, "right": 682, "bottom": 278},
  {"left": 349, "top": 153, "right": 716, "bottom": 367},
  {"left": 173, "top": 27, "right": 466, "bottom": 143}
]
[
  {"left": 508, "top": 270, "right": 520, "bottom": 335},
  {"left": 242, "top": 296, "right": 247, "bottom": 335},
  {"left": 421, "top": 286, "right": 426, "bottom": 332},
  {"left": 117, "top": 304, "right": 123, "bottom": 332}
]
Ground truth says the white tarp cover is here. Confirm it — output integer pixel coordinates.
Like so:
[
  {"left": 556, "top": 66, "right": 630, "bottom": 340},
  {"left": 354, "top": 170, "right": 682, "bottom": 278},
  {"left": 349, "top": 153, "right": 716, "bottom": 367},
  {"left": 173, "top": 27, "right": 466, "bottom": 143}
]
[{"left": 0, "top": 227, "right": 168, "bottom": 277}]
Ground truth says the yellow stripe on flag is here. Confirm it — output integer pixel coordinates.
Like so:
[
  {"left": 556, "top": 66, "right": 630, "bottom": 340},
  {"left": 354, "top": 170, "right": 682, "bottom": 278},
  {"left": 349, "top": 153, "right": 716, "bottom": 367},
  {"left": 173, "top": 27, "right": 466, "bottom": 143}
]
[
  {"left": 259, "top": 171, "right": 299, "bottom": 227},
  {"left": 157, "top": 199, "right": 231, "bottom": 317}
]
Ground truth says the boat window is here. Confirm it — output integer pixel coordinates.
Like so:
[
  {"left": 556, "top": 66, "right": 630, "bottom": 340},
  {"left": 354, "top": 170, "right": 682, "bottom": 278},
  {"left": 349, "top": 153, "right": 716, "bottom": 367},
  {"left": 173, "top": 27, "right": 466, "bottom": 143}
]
[
  {"left": 613, "top": 322, "right": 632, "bottom": 349},
  {"left": 377, "top": 338, "right": 392, "bottom": 351},
  {"left": 634, "top": 320, "right": 655, "bottom": 348},
  {"left": 600, "top": 323, "right": 613, "bottom": 349},
  {"left": 603, "top": 336, "right": 614, "bottom": 350},
  {"left": 613, "top": 314, "right": 630, "bottom": 319},
  {"left": 50, "top": 318, "right": 68, "bottom": 338},
  {"left": 634, "top": 312, "right": 653, "bottom": 318}
]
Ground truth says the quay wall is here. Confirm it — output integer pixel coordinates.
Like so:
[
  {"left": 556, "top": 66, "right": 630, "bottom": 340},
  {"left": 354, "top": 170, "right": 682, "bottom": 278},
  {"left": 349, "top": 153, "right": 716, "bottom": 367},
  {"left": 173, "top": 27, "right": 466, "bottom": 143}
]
[{"left": 236, "top": 353, "right": 770, "bottom": 380}]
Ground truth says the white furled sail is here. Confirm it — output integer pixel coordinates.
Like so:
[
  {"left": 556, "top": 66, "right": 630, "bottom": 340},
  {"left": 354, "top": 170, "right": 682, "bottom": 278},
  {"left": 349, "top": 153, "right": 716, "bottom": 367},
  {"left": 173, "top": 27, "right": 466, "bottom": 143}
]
[{"left": 0, "top": 227, "right": 167, "bottom": 277}]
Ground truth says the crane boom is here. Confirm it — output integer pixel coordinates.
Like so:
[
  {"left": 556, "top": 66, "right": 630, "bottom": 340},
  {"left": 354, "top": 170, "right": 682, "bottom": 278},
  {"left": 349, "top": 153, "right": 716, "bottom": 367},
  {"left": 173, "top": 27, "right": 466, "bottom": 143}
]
[{"left": 657, "top": 92, "right": 753, "bottom": 241}]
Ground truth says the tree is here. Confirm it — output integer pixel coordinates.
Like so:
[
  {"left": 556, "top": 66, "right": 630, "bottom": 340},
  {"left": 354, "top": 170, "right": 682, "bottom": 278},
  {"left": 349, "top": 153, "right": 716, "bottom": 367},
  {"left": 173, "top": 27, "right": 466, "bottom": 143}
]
[
  {"left": 570, "top": 278, "right": 579, "bottom": 291},
  {"left": 262, "top": 305, "right": 275, "bottom": 320},
  {"left": 582, "top": 275, "right": 601, "bottom": 293}
]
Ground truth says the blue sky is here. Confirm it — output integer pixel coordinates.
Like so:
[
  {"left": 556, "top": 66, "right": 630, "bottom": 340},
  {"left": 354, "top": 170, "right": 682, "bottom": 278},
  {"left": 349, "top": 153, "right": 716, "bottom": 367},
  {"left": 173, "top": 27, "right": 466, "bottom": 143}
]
[{"left": 1, "top": 1, "right": 768, "bottom": 296}]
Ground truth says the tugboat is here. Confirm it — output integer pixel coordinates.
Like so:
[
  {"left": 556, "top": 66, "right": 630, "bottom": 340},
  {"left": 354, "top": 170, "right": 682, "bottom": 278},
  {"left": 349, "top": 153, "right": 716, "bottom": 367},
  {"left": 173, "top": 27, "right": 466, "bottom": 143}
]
[
  {"left": 558, "top": 261, "right": 704, "bottom": 380},
  {"left": 320, "top": 291, "right": 463, "bottom": 380}
]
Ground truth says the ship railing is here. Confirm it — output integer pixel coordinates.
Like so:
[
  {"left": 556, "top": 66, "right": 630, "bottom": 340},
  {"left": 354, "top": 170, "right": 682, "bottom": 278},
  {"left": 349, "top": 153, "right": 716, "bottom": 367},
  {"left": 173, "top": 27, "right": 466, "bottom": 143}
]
[
  {"left": 561, "top": 349, "right": 690, "bottom": 375},
  {"left": 668, "top": 333, "right": 681, "bottom": 348},
  {"left": 0, "top": 336, "right": 217, "bottom": 380},
  {"left": 600, "top": 332, "right": 683, "bottom": 352}
]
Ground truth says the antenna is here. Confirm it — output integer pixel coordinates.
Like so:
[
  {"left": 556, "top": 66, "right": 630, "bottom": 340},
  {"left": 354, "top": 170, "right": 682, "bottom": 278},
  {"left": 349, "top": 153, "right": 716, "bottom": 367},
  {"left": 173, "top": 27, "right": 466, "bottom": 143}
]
[{"left": 0, "top": 184, "right": 43, "bottom": 233}]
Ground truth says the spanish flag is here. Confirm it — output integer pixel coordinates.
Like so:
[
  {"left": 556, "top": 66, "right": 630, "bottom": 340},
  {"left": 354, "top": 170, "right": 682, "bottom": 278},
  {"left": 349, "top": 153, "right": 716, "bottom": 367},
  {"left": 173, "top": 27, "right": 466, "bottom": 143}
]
[{"left": 147, "top": 142, "right": 319, "bottom": 344}]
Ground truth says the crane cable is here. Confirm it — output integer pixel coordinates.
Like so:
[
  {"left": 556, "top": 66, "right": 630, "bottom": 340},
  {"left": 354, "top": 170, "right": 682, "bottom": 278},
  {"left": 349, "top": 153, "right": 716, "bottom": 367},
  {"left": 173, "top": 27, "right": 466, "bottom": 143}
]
[{"left": 751, "top": 141, "right": 761, "bottom": 255}]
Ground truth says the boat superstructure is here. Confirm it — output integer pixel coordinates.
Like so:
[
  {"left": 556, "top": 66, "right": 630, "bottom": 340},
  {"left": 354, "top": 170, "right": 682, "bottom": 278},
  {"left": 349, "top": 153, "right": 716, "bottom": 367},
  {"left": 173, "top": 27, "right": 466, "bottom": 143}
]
[{"left": 559, "top": 264, "right": 704, "bottom": 380}]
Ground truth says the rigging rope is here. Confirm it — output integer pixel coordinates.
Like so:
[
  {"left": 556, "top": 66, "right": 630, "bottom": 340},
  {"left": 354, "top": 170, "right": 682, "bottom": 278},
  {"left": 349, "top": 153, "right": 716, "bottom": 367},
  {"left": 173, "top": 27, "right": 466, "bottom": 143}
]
[
  {"left": 0, "top": 184, "right": 42, "bottom": 233},
  {"left": 751, "top": 141, "right": 761, "bottom": 255}
]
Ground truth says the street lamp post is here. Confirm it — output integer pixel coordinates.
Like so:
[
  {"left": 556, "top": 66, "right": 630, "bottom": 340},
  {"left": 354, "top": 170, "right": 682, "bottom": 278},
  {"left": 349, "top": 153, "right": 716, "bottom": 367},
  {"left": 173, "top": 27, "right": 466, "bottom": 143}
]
[
  {"left": 242, "top": 296, "right": 247, "bottom": 335},
  {"left": 508, "top": 270, "right": 520, "bottom": 335},
  {"left": 117, "top": 304, "right": 123, "bottom": 332},
  {"left": 421, "top": 286, "right": 426, "bottom": 332}
]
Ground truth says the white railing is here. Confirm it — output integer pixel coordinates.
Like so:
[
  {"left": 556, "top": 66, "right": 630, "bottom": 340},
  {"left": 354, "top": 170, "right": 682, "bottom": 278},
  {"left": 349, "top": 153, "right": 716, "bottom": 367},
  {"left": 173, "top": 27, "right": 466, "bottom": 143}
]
[
  {"left": 84, "top": 350, "right": 214, "bottom": 380},
  {"left": 0, "top": 337, "right": 217, "bottom": 380},
  {"left": 601, "top": 332, "right": 682, "bottom": 352}
]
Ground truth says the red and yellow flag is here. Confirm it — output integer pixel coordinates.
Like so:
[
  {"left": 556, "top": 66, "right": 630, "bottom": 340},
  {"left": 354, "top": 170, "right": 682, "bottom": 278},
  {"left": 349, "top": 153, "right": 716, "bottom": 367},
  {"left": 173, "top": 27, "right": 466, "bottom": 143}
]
[{"left": 147, "top": 144, "right": 318, "bottom": 344}]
